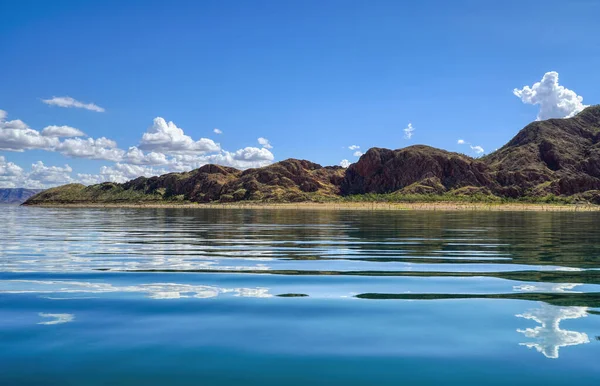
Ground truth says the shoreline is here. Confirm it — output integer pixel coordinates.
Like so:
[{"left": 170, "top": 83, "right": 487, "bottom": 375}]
[{"left": 22, "top": 201, "right": 600, "bottom": 211}]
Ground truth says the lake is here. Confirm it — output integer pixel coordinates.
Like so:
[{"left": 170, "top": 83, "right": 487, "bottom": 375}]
[{"left": 1, "top": 206, "right": 599, "bottom": 385}]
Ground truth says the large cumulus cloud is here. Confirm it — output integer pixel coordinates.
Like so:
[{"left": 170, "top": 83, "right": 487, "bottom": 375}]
[{"left": 514, "top": 71, "right": 588, "bottom": 120}]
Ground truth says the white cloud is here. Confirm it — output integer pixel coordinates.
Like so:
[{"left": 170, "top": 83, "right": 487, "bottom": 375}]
[
  {"left": 353, "top": 151, "right": 363, "bottom": 157},
  {"left": 42, "top": 96, "right": 105, "bottom": 113},
  {"left": 76, "top": 163, "right": 174, "bottom": 185},
  {"left": 0, "top": 112, "right": 59, "bottom": 151},
  {"left": 457, "top": 139, "right": 484, "bottom": 155},
  {"left": 139, "top": 117, "right": 220, "bottom": 154},
  {"left": 231, "top": 147, "right": 274, "bottom": 162},
  {"left": 0, "top": 158, "right": 148, "bottom": 189},
  {"left": 0, "top": 180, "right": 16, "bottom": 188},
  {"left": 348, "top": 145, "right": 360, "bottom": 150},
  {"left": 340, "top": 159, "right": 350, "bottom": 168},
  {"left": 41, "top": 125, "right": 86, "bottom": 138},
  {"left": 0, "top": 111, "right": 279, "bottom": 188},
  {"left": 404, "top": 123, "right": 415, "bottom": 139},
  {"left": 0, "top": 111, "right": 127, "bottom": 162},
  {"left": 56, "top": 137, "right": 125, "bottom": 161},
  {"left": 258, "top": 137, "right": 273, "bottom": 149},
  {"left": 76, "top": 146, "right": 277, "bottom": 186},
  {"left": 0, "top": 156, "right": 24, "bottom": 177},
  {"left": 470, "top": 145, "right": 484, "bottom": 154},
  {"left": 0, "top": 156, "right": 24, "bottom": 188},
  {"left": 123, "top": 146, "right": 170, "bottom": 166},
  {"left": 213, "top": 128, "right": 222, "bottom": 134},
  {"left": 28, "top": 161, "right": 73, "bottom": 186},
  {"left": 199, "top": 147, "right": 274, "bottom": 169},
  {"left": 0, "top": 111, "right": 126, "bottom": 163},
  {"left": 513, "top": 71, "right": 588, "bottom": 120},
  {"left": 1, "top": 157, "right": 74, "bottom": 189},
  {"left": 132, "top": 146, "right": 274, "bottom": 173},
  {"left": 75, "top": 173, "right": 105, "bottom": 186},
  {"left": 60, "top": 143, "right": 276, "bottom": 186},
  {"left": 97, "top": 163, "right": 170, "bottom": 183}
]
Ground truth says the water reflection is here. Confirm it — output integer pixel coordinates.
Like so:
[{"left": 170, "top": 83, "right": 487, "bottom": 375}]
[
  {"left": 4, "top": 207, "right": 600, "bottom": 274},
  {"left": 38, "top": 313, "right": 74, "bottom": 325},
  {"left": 0, "top": 280, "right": 272, "bottom": 300},
  {"left": 1, "top": 206, "right": 599, "bottom": 368},
  {"left": 516, "top": 304, "right": 590, "bottom": 358},
  {"left": 513, "top": 283, "right": 581, "bottom": 293}
]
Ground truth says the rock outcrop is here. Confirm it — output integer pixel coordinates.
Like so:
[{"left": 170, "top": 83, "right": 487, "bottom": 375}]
[
  {"left": 341, "top": 146, "right": 495, "bottom": 195},
  {"left": 484, "top": 105, "right": 600, "bottom": 197}
]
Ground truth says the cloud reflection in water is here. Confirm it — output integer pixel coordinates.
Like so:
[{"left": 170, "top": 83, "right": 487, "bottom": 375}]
[
  {"left": 516, "top": 304, "right": 589, "bottom": 359},
  {"left": 38, "top": 313, "right": 75, "bottom": 325},
  {"left": 0, "top": 280, "right": 272, "bottom": 300}
]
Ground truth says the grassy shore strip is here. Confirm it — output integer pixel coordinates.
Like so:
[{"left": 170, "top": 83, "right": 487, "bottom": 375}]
[{"left": 25, "top": 201, "right": 600, "bottom": 211}]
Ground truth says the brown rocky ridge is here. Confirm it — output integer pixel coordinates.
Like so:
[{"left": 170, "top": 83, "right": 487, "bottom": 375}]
[{"left": 23, "top": 105, "right": 600, "bottom": 205}]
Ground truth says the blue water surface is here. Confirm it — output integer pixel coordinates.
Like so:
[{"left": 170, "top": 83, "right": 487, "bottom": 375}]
[{"left": 0, "top": 207, "right": 599, "bottom": 385}]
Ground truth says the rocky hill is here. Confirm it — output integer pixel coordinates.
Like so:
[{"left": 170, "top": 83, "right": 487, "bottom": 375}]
[
  {"left": 24, "top": 159, "right": 345, "bottom": 205},
  {"left": 23, "top": 105, "right": 600, "bottom": 205},
  {"left": 341, "top": 145, "right": 496, "bottom": 195},
  {"left": 484, "top": 105, "right": 600, "bottom": 197},
  {"left": 0, "top": 188, "right": 43, "bottom": 204}
]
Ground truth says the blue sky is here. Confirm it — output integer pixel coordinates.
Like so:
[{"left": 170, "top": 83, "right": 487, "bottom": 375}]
[{"left": 1, "top": 0, "right": 599, "bottom": 188}]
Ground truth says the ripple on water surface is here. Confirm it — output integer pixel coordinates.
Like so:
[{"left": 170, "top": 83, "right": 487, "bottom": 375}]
[{"left": 0, "top": 206, "right": 599, "bottom": 385}]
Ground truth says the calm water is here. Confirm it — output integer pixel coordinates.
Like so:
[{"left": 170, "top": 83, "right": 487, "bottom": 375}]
[{"left": 1, "top": 206, "right": 599, "bottom": 385}]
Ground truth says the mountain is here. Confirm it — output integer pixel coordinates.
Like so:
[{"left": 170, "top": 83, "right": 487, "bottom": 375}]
[
  {"left": 0, "top": 188, "right": 44, "bottom": 204},
  {"left": 341, "top": 145, "right": 496, "bottom": 195},
  {"left": 23, "top": 105, "right": 600, "bottom": 206},
  {"left": 484, "top": 105, "right": 600, "bottom": 197},
  {"left": 24, "top": 160, "right": 345, "bottom": 205}
]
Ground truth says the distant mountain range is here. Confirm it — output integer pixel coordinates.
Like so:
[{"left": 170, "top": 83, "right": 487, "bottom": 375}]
[
  {"left": 0, "top": 188, "right": 44, "bottom": 204},
  {"left": 24, "top": 105, "right": 600, "bottom": 206}
]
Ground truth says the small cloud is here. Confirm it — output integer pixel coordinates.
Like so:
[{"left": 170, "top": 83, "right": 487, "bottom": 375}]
[
  {"left": 340, "top": 159, "right": 351, "bottom": 168},
  {"left": 458, "top": 139, "right": 484, "bottom": 155},
  {"left": 470, "top": 145, "right": 484, "bottom": 154},
  {"left": 42, "top": 96, "right": 105, "bottom": 113},
  {"left": 230, "top": 146, "right": 274, "bottom": 162},
  {"left": 213, "top": 128, "right": 222, "bottom": 134},
  {"left": 513, "top": 71, "right": 588, "bottom": 120},
  {"left": 404, "top": 123, "right": 415, "bottom": 139},
  {"left": 258, "top": 137, "right": 273, "bottom": 149},
  {"left": 348, "top": 145, "right": 360, "bottom": 150},
  {"left": 353, "top": 151, "right": 363, "bottom": 157}
]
